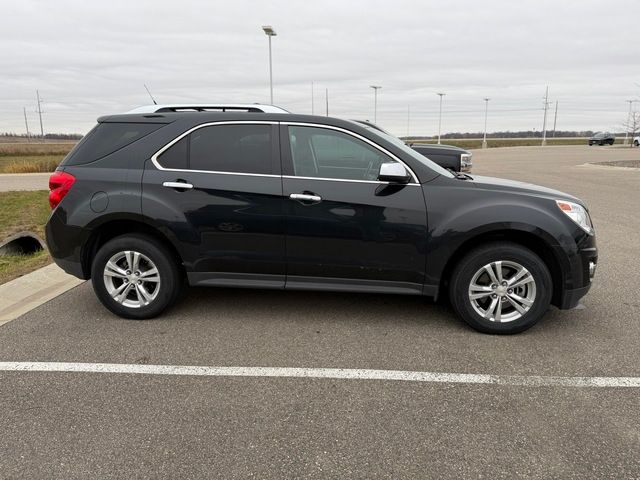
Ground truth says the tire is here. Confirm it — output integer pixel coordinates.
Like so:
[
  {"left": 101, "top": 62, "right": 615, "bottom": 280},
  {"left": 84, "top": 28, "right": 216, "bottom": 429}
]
[
  {"left": 91, "top": 234, "right": 182, "bottom": 319},
  {"left": 634, "top": 140, "right": 639, "bottom": 147},
  {"left": 448, "top": 242, "right": 553, "bottom": 334}
]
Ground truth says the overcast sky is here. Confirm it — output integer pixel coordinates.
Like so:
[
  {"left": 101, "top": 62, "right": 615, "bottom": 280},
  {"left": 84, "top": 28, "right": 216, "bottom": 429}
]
[{"left": 2, "top": 0, "right": 639, "bottom": 137}]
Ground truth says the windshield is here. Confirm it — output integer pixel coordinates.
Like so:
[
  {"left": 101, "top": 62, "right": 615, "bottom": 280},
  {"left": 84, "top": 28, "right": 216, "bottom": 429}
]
[{"left": 355, "top": 124, "right": 455, "bottom": 179}]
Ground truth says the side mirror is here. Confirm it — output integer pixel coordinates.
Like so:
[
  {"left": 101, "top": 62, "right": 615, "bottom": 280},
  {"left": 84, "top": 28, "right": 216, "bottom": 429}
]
[{"left": 378, "top": 162, "right": 410, "bottom": 183}]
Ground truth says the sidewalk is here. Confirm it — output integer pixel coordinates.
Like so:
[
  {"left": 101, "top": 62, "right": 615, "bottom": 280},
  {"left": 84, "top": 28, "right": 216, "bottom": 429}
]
[
  {"left": 0, "top": 263, "right": 84, "bottom": 327},
  {"left": 0, "top": 172, "right": 50, "bottom": 192}
]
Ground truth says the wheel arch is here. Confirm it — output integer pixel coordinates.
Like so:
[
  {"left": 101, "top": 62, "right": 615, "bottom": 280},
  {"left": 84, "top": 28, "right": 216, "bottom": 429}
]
[
  {"left": 81, "top": 215, "right": 185, "bottom": 279},
  {"left": 438, "top": 228, "right": 565, "bottom": 307}
]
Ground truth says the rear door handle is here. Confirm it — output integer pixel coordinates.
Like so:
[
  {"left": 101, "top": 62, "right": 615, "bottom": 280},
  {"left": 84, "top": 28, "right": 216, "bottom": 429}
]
[
  {"left": 163, "top": 181, "right": 193, "bottom": 190},
  {"left": 289, "top": 193, "right": 322, "bottom": 203}
]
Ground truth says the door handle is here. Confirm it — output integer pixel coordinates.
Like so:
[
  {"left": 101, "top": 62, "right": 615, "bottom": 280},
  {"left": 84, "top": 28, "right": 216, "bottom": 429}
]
[
  {"left": 163, "top": 181, "right": 194, "bottom": 190},
  {"left": 289, "top": 193, "right": 322, "bottom": 203}
]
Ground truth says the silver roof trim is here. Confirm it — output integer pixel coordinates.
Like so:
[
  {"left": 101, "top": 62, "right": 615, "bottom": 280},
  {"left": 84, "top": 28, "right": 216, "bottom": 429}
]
[{"left": 127, "top": 104, "right": 289, "bottom": 114}]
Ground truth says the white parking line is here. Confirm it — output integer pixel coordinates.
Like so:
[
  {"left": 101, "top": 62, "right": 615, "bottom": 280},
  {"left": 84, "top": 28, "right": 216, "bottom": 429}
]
[{"left": 0, "top": 362, "right": 639, "bottom": 388}]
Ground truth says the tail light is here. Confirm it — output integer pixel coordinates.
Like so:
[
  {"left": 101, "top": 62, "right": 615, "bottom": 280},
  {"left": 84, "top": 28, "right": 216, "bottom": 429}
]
[{"left": 49, "top": 171, "right": 76, "bottom": 209}]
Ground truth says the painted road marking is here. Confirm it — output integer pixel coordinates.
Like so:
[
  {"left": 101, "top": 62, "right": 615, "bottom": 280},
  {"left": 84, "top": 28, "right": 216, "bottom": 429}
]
[{"left": 0, "top": 362, "right": 639, "bottom": 388}]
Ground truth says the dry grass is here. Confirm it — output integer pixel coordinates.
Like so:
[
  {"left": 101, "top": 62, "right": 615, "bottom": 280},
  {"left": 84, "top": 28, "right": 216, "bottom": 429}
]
[
  {"left": 408, "top": 137, "right": 594, "bottom": 149},
  {"left": 0, "top": 142, "right": 75, "bottom": 157},
  {"left": 0, "top": 155, "right": 63, "bottom": 173}
]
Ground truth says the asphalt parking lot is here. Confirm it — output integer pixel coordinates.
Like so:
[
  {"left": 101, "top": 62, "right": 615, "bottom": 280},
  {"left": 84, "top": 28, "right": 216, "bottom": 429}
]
[{"left": 1, "top": 145, "right": 639, "bottom": 479}]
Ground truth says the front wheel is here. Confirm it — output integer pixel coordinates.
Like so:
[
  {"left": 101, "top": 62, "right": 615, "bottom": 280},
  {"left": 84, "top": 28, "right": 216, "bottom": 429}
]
[
  {"left": 634, "top": 140, "right": 639, "bottom": 147},
  {"left": 91, "top": 234, "right": 182, "bottom": 319},
  {"left": 449, "top": 242, "right": 552, "bottom": 334}
]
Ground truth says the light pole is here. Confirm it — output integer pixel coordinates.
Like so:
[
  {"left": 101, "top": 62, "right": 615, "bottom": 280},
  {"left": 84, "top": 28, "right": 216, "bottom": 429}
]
[
  {"left": 261, "top": 25, "right": 277, "bottom": 104},
  {"left": 482, "top": 98, "right": 490, "bottom": 149},
  {"left": 370, "top": 85, "right": 381, "bottom": 124},
  {"left": 436, "top": 93, "right": 445, "bottom": 144},
  {"left": 624, "top": 99, "right": 637, "bottom": 145}
]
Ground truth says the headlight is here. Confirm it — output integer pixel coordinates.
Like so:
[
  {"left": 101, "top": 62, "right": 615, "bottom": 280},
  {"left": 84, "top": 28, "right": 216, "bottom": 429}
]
[
  {"left": 460, "top": 153, "right": 472, "bottom": 172},
  {"left": 556, "top": 200, "right": 594, "bottom": 234}
]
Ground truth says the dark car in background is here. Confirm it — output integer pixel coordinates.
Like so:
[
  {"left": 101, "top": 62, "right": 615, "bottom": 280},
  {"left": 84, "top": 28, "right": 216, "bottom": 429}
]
[
  {"left": 46, "top": 106, "right": 597, "bottom": 334},
  {"left": 589, "top": 132, "right": 615, "bottom": 146},
  {"left": 410, "top": 144, "right": 473, "bottom": 172},
  {"left": 352, "top": 120, "right": 472, "bottom": 172}
]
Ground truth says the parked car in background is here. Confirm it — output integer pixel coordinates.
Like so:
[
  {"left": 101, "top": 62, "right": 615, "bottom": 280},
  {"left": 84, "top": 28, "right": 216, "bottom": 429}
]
[
  {"left": 352, "top": 120, "right": 472, "bottom": 173},
  {"left": 46, "top": 105, "right": 597, "bottom": 334},
  {"left": 409, "top": 144, "right": 473, "bottom": 173},
  {"left": 588, "top": 132, "right": 615, "bottom": 146}
]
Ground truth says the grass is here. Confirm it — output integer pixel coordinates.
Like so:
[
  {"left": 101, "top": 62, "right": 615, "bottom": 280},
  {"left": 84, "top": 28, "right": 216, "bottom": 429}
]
[
  {"left": 0, "top": 190, "right": 52, "bottom": 284},
  {"left": 0, "top": 250, "right": 51, "bottom": 285},
  {"left": 408, "top": 137, "right": 593, "bottom": 149},
  {"left": 0, "top": 155, "right": 64, "bottom": 173},
  {"left": 0, "top": 142, "right": 75, "bottom": 156}
]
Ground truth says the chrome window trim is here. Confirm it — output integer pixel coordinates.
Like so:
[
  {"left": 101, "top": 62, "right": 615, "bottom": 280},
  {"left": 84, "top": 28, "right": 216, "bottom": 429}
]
[
  {"left": 282, "top": 175, "right": 419, "bottom": 186},
  {"left": 150, "top": 121, "right": 279, "bottom": 176},
  {"left": 283, "top": 121, "right": 419, "bottom": 183},
  {"left": 150, "top": 120, "right": 421, "bottom": 185}
]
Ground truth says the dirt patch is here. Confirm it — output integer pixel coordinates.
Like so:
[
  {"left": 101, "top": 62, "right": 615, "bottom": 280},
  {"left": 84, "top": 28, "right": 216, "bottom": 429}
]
[{"left": 595, "top": 160, "right": 640, "bottom": 168}]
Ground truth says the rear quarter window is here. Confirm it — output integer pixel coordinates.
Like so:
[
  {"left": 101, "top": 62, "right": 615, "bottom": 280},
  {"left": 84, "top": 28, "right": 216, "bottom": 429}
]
[{"left": 62, "top": 122, "right": 163, "bottom": 166}]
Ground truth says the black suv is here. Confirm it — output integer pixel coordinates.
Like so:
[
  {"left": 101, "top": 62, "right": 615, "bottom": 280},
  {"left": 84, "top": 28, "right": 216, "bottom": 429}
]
[
  {"left": 589, "top": 132, "right": 615, "bottom": 146},
  {"left": 46, "top": 110, "right": 597, "bottom": 334}
]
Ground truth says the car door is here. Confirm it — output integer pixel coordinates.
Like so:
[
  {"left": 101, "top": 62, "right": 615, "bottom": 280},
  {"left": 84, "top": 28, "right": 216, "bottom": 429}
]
[
  {"left": 142, "top": 121, "right": 286, "bottom": 288},
  {"left": 280, "top": 123, "right": 429, "bottom": 294}
]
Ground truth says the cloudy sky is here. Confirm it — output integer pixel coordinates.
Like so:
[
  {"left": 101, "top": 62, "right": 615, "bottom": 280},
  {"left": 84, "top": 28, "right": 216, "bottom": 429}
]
[{"left": 2, "top": 0, "right": 639, "bottom": 137}]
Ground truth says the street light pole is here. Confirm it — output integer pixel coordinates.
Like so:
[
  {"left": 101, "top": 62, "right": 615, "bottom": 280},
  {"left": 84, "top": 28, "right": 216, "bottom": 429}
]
[
  {"left": 370, "top": 85, "right": 381, "bottom": 124},
  {"left": 436, "top": 93, "right": 445, "bottom": 144},
  {"left": 261, "top": 26, "right": 277, "bottom": 104},
  {"left": 482, "top": 98, "right": 490, "bottom": 149}
]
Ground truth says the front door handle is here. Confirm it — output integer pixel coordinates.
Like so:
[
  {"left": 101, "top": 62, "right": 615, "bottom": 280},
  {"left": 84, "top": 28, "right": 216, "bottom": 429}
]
[
  {"left": 163, "top": 181, "right": 194, "bottom": 190},
  {"left": 289, "top": 193, "right": 322, "bottom": 203}
]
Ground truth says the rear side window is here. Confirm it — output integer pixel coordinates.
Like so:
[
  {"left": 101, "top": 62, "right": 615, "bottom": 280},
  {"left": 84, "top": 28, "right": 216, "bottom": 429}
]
[
  {"left": 190, "top": 124, "right": 272, "bottom": 174},
  {"left": 64, "top": 122, "right": 162, "bottom": 165},
  {"left": 156, "top": 124, "right": 273, "bottom": 174},
  {"left": 157, "top": 137, "right": 188, "bottom": 169}
]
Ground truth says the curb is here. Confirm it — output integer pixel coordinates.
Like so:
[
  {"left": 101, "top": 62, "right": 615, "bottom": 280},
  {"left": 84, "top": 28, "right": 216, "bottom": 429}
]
[{"left": 0, "top": 263, "right": 85, "bottom": 327}]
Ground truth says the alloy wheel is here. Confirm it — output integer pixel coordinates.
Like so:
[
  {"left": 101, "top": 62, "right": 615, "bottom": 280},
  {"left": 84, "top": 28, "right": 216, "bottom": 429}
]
[
  {"left": 103, "top": 250, "right": 161, "bottom": 308},
  {"left": 468, "top": 260, "right": 537, "bottom": 323}
]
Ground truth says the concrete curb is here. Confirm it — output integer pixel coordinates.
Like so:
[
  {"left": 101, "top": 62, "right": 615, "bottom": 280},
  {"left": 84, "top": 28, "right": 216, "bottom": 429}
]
[{"left": 0, "top": 263, "right": 85, "bottom": 327}]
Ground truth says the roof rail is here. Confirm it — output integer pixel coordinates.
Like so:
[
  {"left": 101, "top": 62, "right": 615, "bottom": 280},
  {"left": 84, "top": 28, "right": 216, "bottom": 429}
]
[{"left": 126, "top": 104, "right": 290, "bottom": 114}]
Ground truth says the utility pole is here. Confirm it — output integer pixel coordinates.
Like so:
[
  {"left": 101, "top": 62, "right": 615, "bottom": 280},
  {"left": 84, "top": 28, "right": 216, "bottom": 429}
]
[
  {"left": 552, "top": 100, "right": 558, "bottom": 138},
  {"left": 36, "top": 90, "right": 44, "bottom": 142},
  {"left": 436, "top": 93, "right": 445, "bottom": 144},
  {"left": 325, "top": 88, "right": 329, "bottom": 116},
  {"left": 482, "top": 98, "right": 490, "bottom": 149},
  {"left": 407, "top": 105, "right": 410, "bottom": 140},
  {"left": 541, "top": 86, "right": 549, "bottom": 146},
  {"left": 23, "top": 107, "right": 30, "bottom": 142},
  {"left": 370, "top": 85, "right": 381, "bottom": 124},
  {"left": 624, "top": 100, "right": 637, "bottom": 145},
  {"left": 311, "top": 81, "right": 314, "bottom": 115}
]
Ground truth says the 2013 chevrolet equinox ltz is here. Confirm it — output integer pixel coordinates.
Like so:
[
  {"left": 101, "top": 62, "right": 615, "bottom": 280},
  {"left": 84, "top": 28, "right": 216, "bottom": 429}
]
[{"left": 45, "top": 106, "right": 597, "bottom": 334}]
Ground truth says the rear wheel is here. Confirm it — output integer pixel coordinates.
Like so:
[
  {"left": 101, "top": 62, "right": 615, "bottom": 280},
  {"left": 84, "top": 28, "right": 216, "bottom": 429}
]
[
  {"left": 634, "top": 140, "right": 639, "bottom": 147},
  {"left": 91, "top": 234, "right": 182, "bottom": 319},
  {"left": 449, "top": 242, "right": 552, "bottom": 334}
]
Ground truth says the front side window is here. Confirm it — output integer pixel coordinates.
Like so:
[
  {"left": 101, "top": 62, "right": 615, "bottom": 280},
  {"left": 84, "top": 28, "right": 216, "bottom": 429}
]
[
  {"left": 156, "top": 124, "right": 273, "bottom": 174},
  {"left": 288, "top": 126, "right": 397, "bottom": 181}
]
